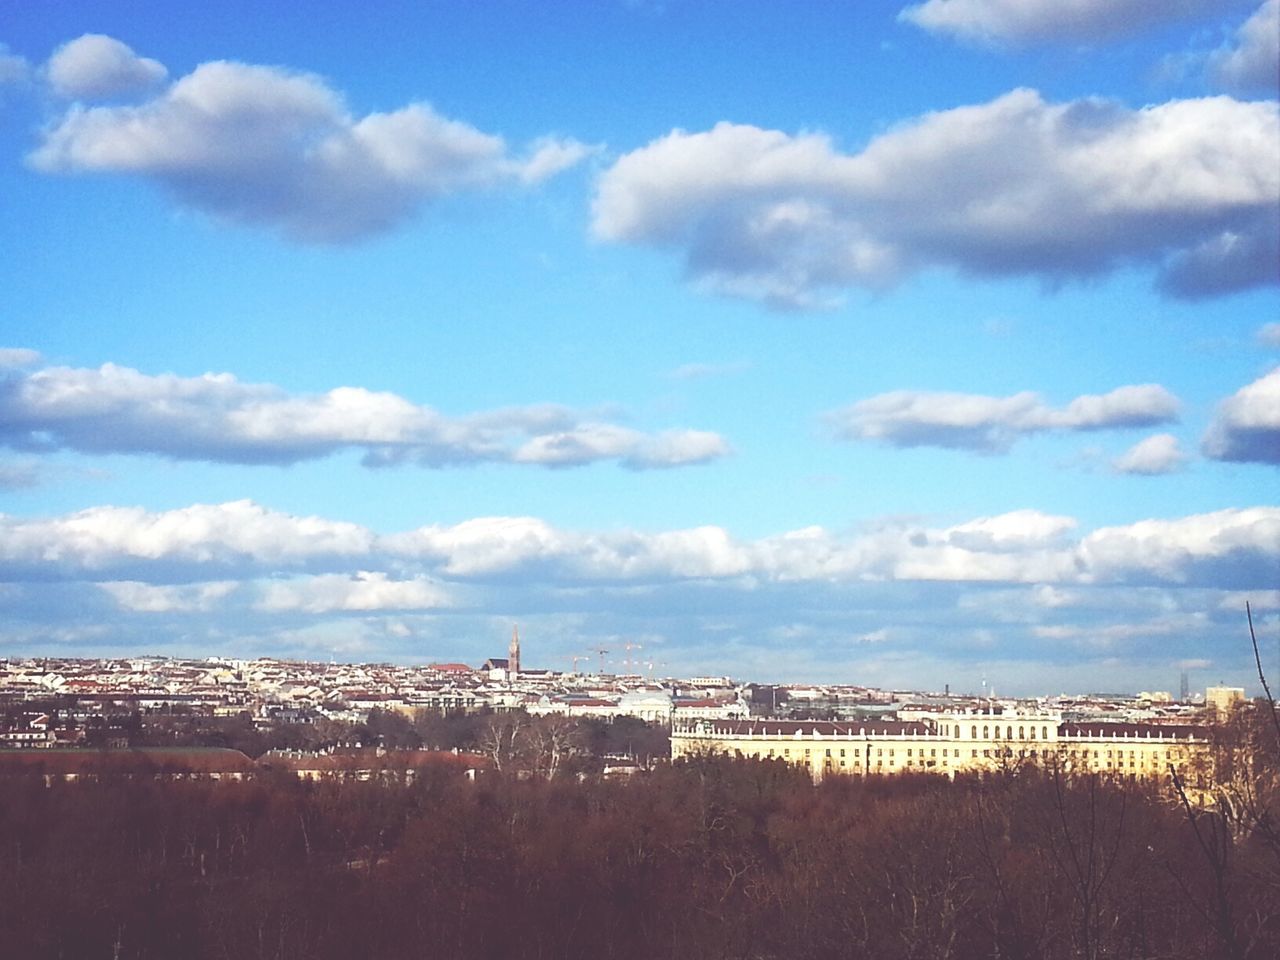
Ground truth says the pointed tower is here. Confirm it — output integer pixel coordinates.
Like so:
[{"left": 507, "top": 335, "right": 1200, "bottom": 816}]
[{"left": 508, "top": 624, "right": 521, "bottom": 678}]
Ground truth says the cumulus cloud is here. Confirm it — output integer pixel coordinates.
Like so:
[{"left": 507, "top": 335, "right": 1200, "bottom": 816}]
[
  {"left": 46, "top": 34, "right": 167, "bottom": 99},
  {"left": 101, "top": 580, "right": 237, "bottom": 613},
  {"left": 1209, "top": 0, "right": 1280, "bottom": 94},
  {"left": 1112, "top": 433, "right": 1187, "bottom": 475},
  {"left": 593, "top": 90, "right": 1280, "bottom": 307},
  {"left": 3, "top": 502, "right": 1279, "bottom": 613},
  {"left": 0, "top": 359, "right": 728, "bottom": 470},
  {"left": 1080, "top": 507, "right": 1280, "bottom": 584},
  {"left": 30, "top": 46, "right": 590, "bottom": 242},
  {"left": 0, "top": 500, "right": 374, "bottom": 581},
  {"left": 827, "top": 383, "right": 1179, "bottom": 453},
  {"left": 385, "top": 506, "right": 1224, "bottom": 588},
  {"left": 1202, "top": 367, "right": 1280, "bottom": 464},
  {"left": 899, "top": 0, "right": 1234, "bottom": 46}
]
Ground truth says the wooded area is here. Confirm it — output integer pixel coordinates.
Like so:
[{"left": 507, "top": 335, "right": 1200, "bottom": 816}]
[{"left": 2, "top": 722, "right": 1277, "bottom": 960}]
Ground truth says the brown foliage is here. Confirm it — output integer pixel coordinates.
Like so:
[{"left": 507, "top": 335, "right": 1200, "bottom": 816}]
[{"left": 0, "top": 756, "right": 1276, "bottom": 959}]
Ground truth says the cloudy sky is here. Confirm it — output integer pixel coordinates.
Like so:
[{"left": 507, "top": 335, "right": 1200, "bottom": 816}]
[{"left": 1, "top": 0, "right": 1277, "bottom": 694}]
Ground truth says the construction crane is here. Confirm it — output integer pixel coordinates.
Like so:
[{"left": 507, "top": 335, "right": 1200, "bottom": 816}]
[
  {"left": 566, "top": 654, "right": 588, "bottom": 674},
  {"left": 595, "top": 647, "right": 610, "bottom": 674},
  {"left": 622, "top": 641, "right": 643, "bottom": 675}
]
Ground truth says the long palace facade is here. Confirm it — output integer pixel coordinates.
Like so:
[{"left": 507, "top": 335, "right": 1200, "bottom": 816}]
[{"left": 671, "top": 704, "right": 1210, "bottom": 783}]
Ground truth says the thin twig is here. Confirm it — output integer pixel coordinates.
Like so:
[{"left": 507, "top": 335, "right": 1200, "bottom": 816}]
[{"left": 1247, "top": 601, "right": 1280, "bottom": 745}]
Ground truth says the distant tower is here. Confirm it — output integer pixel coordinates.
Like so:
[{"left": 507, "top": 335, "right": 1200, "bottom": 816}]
[
  {"left": 1179, "top": 670, "right": 1189, "bottom": 702},
  {"left": 508, "top": 624, "right": 521, "bottom": 677}
]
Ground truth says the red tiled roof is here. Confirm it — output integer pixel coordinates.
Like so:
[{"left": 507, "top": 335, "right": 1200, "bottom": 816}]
[{"left": 0, "top": 748, "right": 256, "bottom": 775}]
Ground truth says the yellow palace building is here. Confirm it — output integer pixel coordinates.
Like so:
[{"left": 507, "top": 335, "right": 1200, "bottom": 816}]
[{"left": 671, "top": 704, "right": 1209, "bottom": 784}]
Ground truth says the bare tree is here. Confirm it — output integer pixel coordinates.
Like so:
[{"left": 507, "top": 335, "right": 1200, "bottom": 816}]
[
  {"left": 526, "top": 715, "right": 582, "bottom": 780},
  {"left": 479, "top": 712, "right": 527, "bottom": 775}
]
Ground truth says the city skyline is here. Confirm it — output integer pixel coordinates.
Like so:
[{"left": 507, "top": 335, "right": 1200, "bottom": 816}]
[{"left": 1, "top": 1, "right": 1278, "bottom": 694}]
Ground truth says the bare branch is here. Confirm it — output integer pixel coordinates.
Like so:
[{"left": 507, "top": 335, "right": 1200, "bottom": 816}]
[{"left": 1247, "top": 601, "right": 1280, "bottom": 747}]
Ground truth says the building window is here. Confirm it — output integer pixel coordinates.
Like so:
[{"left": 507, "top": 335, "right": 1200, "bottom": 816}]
[
  {"left": 972, "top": 725, "right": 978, "bottom": 738},
  {"left": 982, "top": 725, "right": 989, "bottom": 738}
]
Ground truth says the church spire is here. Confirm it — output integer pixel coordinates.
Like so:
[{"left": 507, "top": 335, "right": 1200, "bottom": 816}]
[{"left": 508, "top": 623, "right": 521, "bottom": 677}]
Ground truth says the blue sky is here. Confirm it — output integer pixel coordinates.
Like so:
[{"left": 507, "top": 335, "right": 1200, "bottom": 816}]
[{"left": 1, "top": 0, "right": 1277, "bottom": 694}]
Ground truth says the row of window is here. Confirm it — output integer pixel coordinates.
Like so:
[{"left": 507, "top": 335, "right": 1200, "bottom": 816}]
[{"left": 742, "top": 745, "right": 1190, "bottom": 767}]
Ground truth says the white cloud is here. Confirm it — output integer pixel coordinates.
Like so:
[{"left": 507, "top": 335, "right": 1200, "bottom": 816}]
[
  {"left": 1032, "top": 613, "right": 1208, "bottom": 647},
  {"left": 1080, "top": 507, "right": 1280, "bottom": 583},
  {"left": 1113, "top": 433, "right": 1187, "bottom": 475},
  {"left": 515, "top": 136, "right": 600, "bottom": 184},
  {"left": 4, "top": 501, "right": 1278, "bottom": 595},
  {"left": 387, "top": 516, "right": 754, "bottom": 580},
  {"left": 1216, "top": 589, "right": 1280, "bottom": 611},
  {"left": 899, "top": 0, "right": 1234, "bottom": 46},
  {"left": 3, "top": 503, "right": 1278, "bottom": 685},
  {"left": 593, "top": 90, "right": 1280, "bottom": 307},
  {"left": 946, "top": 510, "right": 1078, "bottom": 550},
  {"left": 0, "top": 348, "right": 40, "bottom": 368},
  {"left": 1258, "top": 322, "right": 1280, "bottom": 348},
  {"left": 30, "top": 49, "right": 590, "bottom": 242},
  {"left": 1209, "top": 0, "right": 1280, "bottom": 94},
  {"left": 385, "top": 505, "right": 1280, "bottom": 589},
  {"left": 255, "top": 572, "right": 451, "bottom": 613},
  {"left": 511, "top": 423, "right": 730, "bottom": 469},
  {"left": 46, "top": 34, "right": 167, "bottom": 99},
  {"left": 1202, "top": 367, "right": 1280, "bottom": 464},
  {"left": 828, "top": 383, "right": 1179, "bottom": 452},
  {"left": 0, "top": 44, "right": 30, "bottom": 87},
  {"left": 0, "top": 500, "right": 374, "bottom": 577},
  {"left": 0, "top": 359, "right": 728, "bottom": 470},
  {"left": 101, "top": 580, "right": 237, "bottom": 612}
]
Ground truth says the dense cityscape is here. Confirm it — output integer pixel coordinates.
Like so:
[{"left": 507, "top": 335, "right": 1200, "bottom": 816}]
[{"left": 0, "top": 636, "right": 1251, "bottom": 770}]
